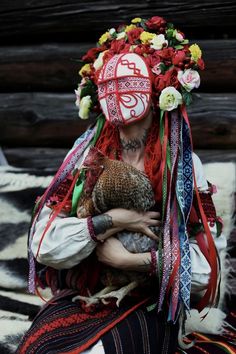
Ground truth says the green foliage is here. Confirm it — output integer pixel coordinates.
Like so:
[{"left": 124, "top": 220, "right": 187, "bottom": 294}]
[
  {"left": 80, "top": 80, "right": 98, "bottom": 105},
  {"left": 174, "top": 44, "right": 184, "bottom": 50},
  {"left": 181, "top": 89, "right": 193, "bottom": 106}
]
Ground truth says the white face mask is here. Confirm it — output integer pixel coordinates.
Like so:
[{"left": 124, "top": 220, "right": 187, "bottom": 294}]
[{"left": 97, "top": 53, "right": 152, "bottom": 126}]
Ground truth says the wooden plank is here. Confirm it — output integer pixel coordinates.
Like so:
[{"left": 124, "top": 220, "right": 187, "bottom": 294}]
[
  {"left": 3, "top": 148, "right": 236, "bottom": 171},
  {"left": 0, "top": 43, "right": 90, "bottom": 92},
  {"left": 0, "top": 92, "right": 235, "bottom": 148},
  {"left": 2, "top": 148, "right": 68, "bottom": 172},
  {"left": 0, "top": 92, "right": 94, "bottom": 147},
  {"left": 0, "top": 40, "right": 235, "bottom": 92},
  {"left": 195, "top": 150, "right": 236, "bottom": 163},
  {"left": 0, "top": 1, "right": 235, "bottom": 41}
]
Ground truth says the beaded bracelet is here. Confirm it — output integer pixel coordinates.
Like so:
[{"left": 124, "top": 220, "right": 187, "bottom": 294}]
[
  {"left": 87, "top": 216, "right": 100, "bottom": 243},
  {"left": 149, "top": 248, "right": 157, "bottom": 276}
]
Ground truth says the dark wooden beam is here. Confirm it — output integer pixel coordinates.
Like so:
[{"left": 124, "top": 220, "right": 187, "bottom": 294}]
[
  {"left": 0, "top": 92, "right": 94, "bottom": 147},
  {"left": 3, "top": 147, "right": 235, "bottom": 172},
  {"left": 0, "top": 40, "right": 235, "bottom": 92},
  {"left": 0, "top": 1, "right": 235, "bottom": 41},
  {"left": 0, "top": 92, "right": 235, "bottom": 148}
]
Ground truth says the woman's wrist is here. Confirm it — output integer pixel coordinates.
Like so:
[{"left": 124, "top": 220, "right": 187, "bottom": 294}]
[
  {"left": 92, "top": 214, "right": 113, "bottom": 235},
  {"left": 87, "top": 214, "right": 121, "bottom": 242},
  {"left": 120, "top": 252, "right": 152, "bottom": 272},
  {"left": 105, "top": 209, "right": 123, "bottom": 228}
]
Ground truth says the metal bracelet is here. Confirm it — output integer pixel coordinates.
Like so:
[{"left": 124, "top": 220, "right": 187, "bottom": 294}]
[{"left": 92, "top": 214, "right": 113, "bottom": 235}]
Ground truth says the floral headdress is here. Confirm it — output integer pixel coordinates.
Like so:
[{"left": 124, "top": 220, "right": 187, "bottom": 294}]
[{"left": 75, "top": 16, "right": 204, "bottom": 119}]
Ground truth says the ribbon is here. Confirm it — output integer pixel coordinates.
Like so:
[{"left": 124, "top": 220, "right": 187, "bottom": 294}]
[
  {"left": 180, "top": 105, "right": 219, "bottom": 312},
  {"left": 28, "top": 115, "right": 105, "bottom": 293}
]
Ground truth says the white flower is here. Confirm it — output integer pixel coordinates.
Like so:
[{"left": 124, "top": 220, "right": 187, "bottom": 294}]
[
  {"left": 94, "top": 51, "right": 107, "bottom": 71},
  {"left": 177, "top": 69, "right": 200, "bottom": 92},
  {"left": 78, "top": 95, "right": 92, "bottom": 119},
  {"left": 109, "top": 28, "right": 116, "bottom": 35},
  {"left": 116, "top": 32, "right": 126, "bottom": 40},
  {"left": 159, "top": 86, "right": 183, "bottom": 111},
  {"left": 173, "top": 30, "right": 185, "bottom": 42},
  {"left": 74, "top": 88, "right": 81, "bottom": 108},
  {"left": 150, "top": 34, "right": 168, "bottom": 50}
]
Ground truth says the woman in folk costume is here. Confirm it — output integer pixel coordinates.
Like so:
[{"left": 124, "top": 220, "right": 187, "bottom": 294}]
[{"left": 17, "top": 16, "right": 226, "bottom": 354}]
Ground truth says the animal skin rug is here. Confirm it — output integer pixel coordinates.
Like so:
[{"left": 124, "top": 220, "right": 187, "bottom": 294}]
[{"left": 0, "top": 161, "right": 235, "bottom": 353}]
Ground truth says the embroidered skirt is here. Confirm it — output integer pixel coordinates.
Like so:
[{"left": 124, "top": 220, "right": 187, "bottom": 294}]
[{"left": 16, "top": 289, "right": 179, "bottom": 354}]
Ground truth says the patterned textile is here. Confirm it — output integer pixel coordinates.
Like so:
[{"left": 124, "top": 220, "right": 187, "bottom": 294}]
[
  {"left": 176, "top": 311, "right": 236, "bottom": 354},
  {"left": 16, "top": 290, "right": 158, "bottom": 354},
  {"left": 102, "top": 306, "right": 179, "bottom": 354},
  {"left": 28, "top": 124, "right": 99, "bottom": 293},
  {"left": 97, "top": 53, "right": 152, "bottom": 125},
  {"left": 195, "top": 191, "right": 217, "bottom": 223}
]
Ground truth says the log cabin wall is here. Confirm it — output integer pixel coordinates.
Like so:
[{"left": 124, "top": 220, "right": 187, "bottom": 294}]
[{"left": 0, "top": 0, "right": 235, "bottom": 169}]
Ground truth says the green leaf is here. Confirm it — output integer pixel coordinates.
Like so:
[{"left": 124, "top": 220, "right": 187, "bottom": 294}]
[
  {"left": 159, "top": 62, "right": 167, "bottom": 74},
  {"left": 181, "top": 39, "right": 189, "bottom": 44},
  {"left": 80, "top": 80, "right": 98, "bottom": 105},
  {"left": 182, "top": 90, "right": 193, "bottom": 106},
  {"left": 146, "top": 303, "right": 157, "bottom": 312},
  {"left": 174, "top": 44, "right": 184, "bottom": 50},
  {"left": 167, "top": 22, "right": 174, "bottom": 29},
  {"left": 110, "top": 32, "right": 117, "bottom": 39},
  {"left": 166, "top": 28, "right": 174, "bottom": 39},
  {"left": 140, "top": 20, "right": 148, "bottom": 31},
  {"left": 216, "top": 220, "right": 223, "bottom": 237}
]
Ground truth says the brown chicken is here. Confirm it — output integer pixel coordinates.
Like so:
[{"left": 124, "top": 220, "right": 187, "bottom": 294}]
[{"left": 73, "top": 147, "right": 159, "bottom": 306}]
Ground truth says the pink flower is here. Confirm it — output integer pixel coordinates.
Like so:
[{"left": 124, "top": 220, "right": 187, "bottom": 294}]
[{"left": 177, "top": 69, "right": 200, "bottom": 92}]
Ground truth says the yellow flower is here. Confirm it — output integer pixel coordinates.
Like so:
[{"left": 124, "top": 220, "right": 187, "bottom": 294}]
[
  {"left": 189, "top": 44, "right": 202, "bottom": 62},
  {"left": 98, "top": 31, "right": 110, "bottom": 45},
  {"left": 79, "top": 64, "right": 91, "bottom": 77},
  {"left": 131, "top": 17, "right": 142, "bottom": 24},
  {"left": 140, "top": 31, "right": 156, "bottom": 44},
  {"left": 79, "top": 96, "right": 92, "bottom": 119},
  {"left": 125, "top": 24, "right": 136, "bottom": 33}
]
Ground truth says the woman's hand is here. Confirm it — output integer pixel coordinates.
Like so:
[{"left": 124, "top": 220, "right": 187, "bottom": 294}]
[
  {"left": 96, "top": 237, "right": 152, "bottom": 272},
  {"left": 106, "top": 208, "right": 160, "bottom": 240}
]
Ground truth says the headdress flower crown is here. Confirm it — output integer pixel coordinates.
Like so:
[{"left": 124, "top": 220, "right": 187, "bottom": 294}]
[{"left": 75, "top": 16, "right": 204, "bottom": 119}]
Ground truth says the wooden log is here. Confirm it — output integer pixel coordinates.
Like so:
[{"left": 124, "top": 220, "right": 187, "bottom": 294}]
[
  {"left": 0, "top": 40, "right": 235, "bottom": 92},
  {"left": 0, "top": 1, "right": 235, "bottom": 41},
  {"left": 3, "top": 148, "right": 236, "bottom": 172},
  {"left": 0, "top": 92, "right": 235, "bottom": 148},
  {"left": 0, "top": 43, "right": 90, "bottom": 92},
  {"left": 0, "top": 92, "right": 88, "bottom": 147}
]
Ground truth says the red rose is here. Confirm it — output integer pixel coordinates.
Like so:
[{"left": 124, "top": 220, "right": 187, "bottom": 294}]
[
  {"left": 145, "top": 16, "right": 166, "bottom": 30},
  {"left": 146, "top": 53, "right": 161, "bottom": 68},
  {"left": 157, "top": 47, "right": 174, "bottom": 66},
  {"left": 154, "top": 68, "right": 180, "bottom": 93},
  {"left": 197, "top": 58, "right": 205, "bottom": 70},
  {"left": 133, "top": 44, "right": 150, "bottom": 56},
  {"left": 127, "top": 27, "right": 144, "bottom": 44},
  {"left": 172, "top": 50, "right": 187, "bottom": 66},
  {"left": 154, "top": 74, "right": 165, "bottom": 92},
  {"left": 110, "top": 39, "right": 130, "bottom": 54},
  {"left": 82, "top": 45, "right": 107, "bottom": 62},
  {"left": 163, "top": 68, "right": 180, "bottom": 89}
]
